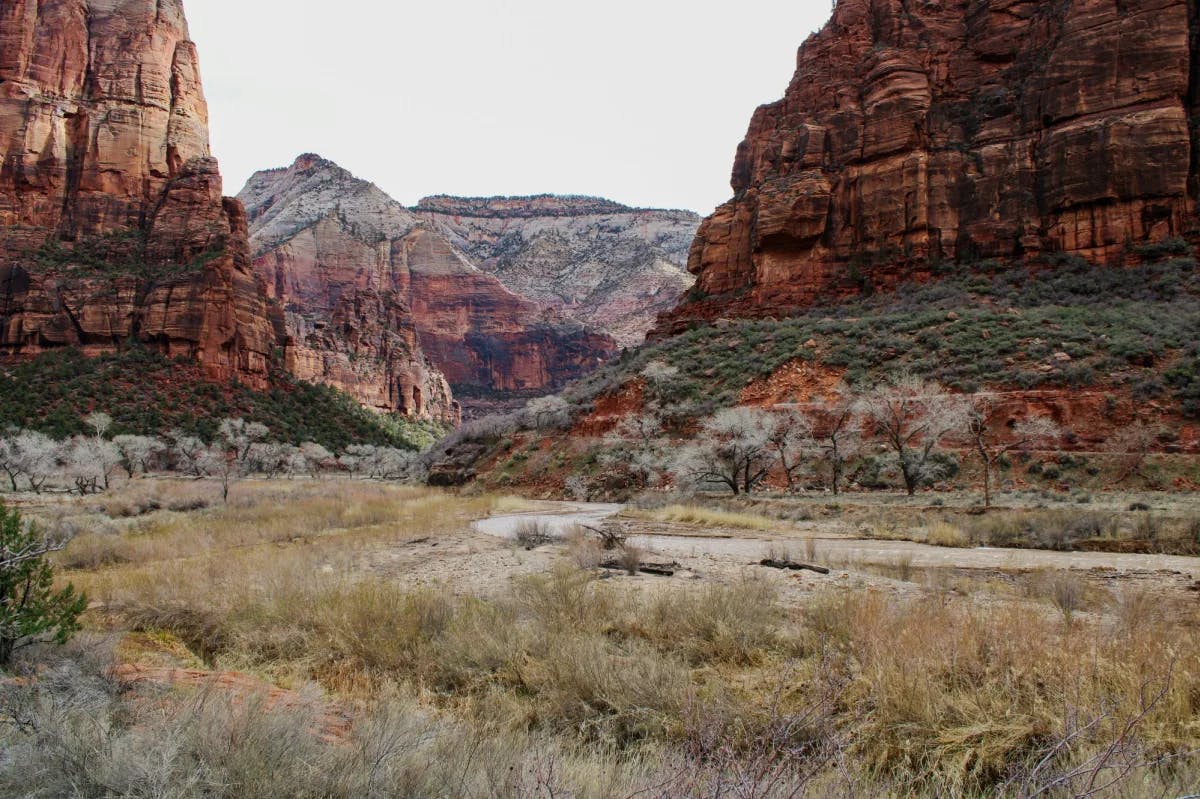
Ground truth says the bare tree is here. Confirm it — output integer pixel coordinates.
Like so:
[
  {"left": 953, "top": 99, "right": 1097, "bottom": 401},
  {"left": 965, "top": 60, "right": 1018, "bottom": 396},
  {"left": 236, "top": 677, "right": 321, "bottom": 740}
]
[
  {"left": 339, "top": 444, "right": 373, "bottom": 479},
  {"left": 672, "top": 407, "right": 774, "bottom": 495},
  {"left": 811, "top": 392, "right": 862, "bottom": 496},
  {"left": 601, "top": 412, "right": 667, "bottom": 490},
  {"left": 62, "top": 436, "right": 120, "bottom": 494},
  {"left": 112, "top": 435, "right": 167, "bottom": 479},
  {"left": 765, "top": 409, "right": 814, "bottom": 491},
  {"left": 217, "top": 418, "right": 270, "bottom": 466},
  {"left": 247, "top": 441, "right": 287, "bottom": 478},
  {"left": 0, "top": 430, "right": 57, "bottom": 493},
  {"left": 200, "top": 444, "right": 238, "bottom": 503},
  {"left": 857, "top": 375, "right": 969, "bottom": 496},
  {"left": 967, "top": 396, "right": 1061, "bottom": 507},
  {"left": 83, "top": 411, "right": 113, "bottom": 441},
  {"left": 300, "top": 442, "right": 333, "bottom": 478},
  {"left": 0, "top": 432, "right": 22, "bottom": 492},
  {"left": 1110, "top": 421, "right": 1162, "bottom": 483},
  {"left": 641, "top": 360, "right": 680, "bottom": 386},
  {"left": 168, "top": 430, "right": 209, "bottom": 478},
  {"left": 205, "top": 419, "right": 271, "bottom": 502},
  {"left": 522, "top": 396, "right": 572, "bottom": 431}
]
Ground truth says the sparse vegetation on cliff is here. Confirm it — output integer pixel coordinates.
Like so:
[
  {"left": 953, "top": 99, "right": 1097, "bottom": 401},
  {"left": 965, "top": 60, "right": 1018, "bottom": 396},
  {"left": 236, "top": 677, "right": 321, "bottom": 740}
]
[
  {"left": 571, "top": 256, "right": 1200, "bottom": 412},
  {"left": 28, "top": 230, "right": 224, "bottom": 280},
  {"left": 0, "top": 348, "right": 446, "bottom": 451}
]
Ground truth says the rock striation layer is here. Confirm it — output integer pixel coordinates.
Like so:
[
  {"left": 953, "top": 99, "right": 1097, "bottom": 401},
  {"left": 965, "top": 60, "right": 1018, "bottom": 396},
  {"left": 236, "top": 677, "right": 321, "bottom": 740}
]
[
  {"left": 670, "top": 0, "right": 1200, "bottom": 326},
  {"left": 416, "top": 196, "right": 698, "bottom": 347},
  {"left": 0, "top": 1, "right": 456, "bottom": 423},
  {"left": 0, "top": 0, "right": 275, "bottom": 386},
  {"left": 239, "top": 156, "right": 617, "bottom": 401}
]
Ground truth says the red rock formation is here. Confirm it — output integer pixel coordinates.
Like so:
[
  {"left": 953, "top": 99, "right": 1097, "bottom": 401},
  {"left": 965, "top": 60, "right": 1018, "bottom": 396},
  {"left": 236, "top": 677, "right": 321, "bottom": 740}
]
[
  {"left": 669, "top": 0, "right": 1200, "bottom": 327},
  {"left": 240, "top": 157, "right": 617, "bottom": 406},
  {"left": 250, "top": 210, "right": 458, "bottom": 422},
  {"left": 415, "top": 195, "right": 698, "bottom": 347},
  {"left": 0, "top": 0, "right": 274, "bottom": 387}
]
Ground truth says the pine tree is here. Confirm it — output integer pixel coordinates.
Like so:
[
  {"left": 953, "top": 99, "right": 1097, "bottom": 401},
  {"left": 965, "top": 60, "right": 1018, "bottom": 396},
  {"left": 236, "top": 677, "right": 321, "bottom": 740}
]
[{"left": 0, "top": 502, "right": 87, "bottom": 666}]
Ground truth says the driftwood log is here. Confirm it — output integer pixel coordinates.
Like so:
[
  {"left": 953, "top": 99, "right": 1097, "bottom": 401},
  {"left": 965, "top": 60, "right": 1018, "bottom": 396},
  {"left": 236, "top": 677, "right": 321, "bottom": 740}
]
[
  {"left": 599, "top": 560, "right": 680, "bottom": 577},
  {"left": 758, "top": 559, "right": 830, "bottom": 575}
]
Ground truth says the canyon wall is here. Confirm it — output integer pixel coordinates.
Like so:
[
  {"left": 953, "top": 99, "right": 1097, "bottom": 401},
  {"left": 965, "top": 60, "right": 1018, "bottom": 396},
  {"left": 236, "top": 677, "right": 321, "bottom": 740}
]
[
  {"left": 0, "top": 0, "right": 275, "bottom": 385},
  {"left": 669, "top": 0, "right": 1200, "bottom": 326},
  {"left": 416, "top": 196, "right": 698, "bottom": 347},
  {"left": 240, "top": 156, "right": 616, "bottom": 403},
  {"left": 0, "top": 1, "right": 457, "bottom": 422}
]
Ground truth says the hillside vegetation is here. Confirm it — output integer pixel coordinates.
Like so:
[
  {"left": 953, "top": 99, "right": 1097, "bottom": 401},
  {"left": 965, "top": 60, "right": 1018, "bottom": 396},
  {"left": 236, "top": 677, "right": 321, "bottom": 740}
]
[
  {"left": 578, "top": 254, "right": 1200, "bottom": 414},
  {"left": 0, "top": 347, "right": 444, "bottom": 451}
]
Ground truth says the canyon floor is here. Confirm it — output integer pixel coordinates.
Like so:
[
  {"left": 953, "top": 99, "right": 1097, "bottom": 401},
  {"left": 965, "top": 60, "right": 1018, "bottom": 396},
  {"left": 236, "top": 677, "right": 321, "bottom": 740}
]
[{"left": 6, "top": 479, "right": 1200, "bottom": 797}]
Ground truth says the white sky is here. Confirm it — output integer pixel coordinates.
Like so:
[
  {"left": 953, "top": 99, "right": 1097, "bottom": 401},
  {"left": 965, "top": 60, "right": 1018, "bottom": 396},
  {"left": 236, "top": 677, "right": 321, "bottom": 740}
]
[{"left": 186, "top": 1, "right": 832, "bottom": 215}]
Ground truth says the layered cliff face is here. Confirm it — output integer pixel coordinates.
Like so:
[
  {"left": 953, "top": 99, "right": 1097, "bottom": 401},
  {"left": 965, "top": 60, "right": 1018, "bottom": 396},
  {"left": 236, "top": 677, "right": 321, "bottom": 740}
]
[
  {"left": 0, "top": 0, "right": 275, "bottom": 385},
  {"left": 671, "top": 0, "right": 1200, "bottom": 325},
  {"left": 239, "top": 156, "right": 616, "bottom": 403},
  {"left": 416, "top": 196, "right": 698, "bottom": 347}
]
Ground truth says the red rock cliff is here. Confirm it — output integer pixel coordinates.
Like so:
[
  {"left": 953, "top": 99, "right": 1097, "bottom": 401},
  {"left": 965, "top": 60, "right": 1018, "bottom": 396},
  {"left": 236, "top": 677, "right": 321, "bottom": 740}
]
[
  {"left": 671, "top": 0, "right": 1200, "bottom": 324},
  {"left": 415, "top": 195, "right": 698, "bottom": 347},
  {"left": 239, "top": 157, "right": 617, "bottom": 404},
  {"left": 0, "top": 0, "right": 274, "bottom": 386}
]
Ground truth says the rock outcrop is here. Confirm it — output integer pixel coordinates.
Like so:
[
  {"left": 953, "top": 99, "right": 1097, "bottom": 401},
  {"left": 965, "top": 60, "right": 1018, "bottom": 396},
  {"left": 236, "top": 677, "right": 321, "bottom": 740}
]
[
  {"left": 0, "top": 1, "right": 456, "bottom": 423},
  {"left": 239, "top": 156, "right": 616, "bottom": 403},
  {"left": 670, "top": 0, "right": 1200, "bottom": 326},
  {"left": 416, "top": 196, "right": 698, "bottom": 347},
  {"left": 0, "top": 0, "right": 275, "bottom": 386}
]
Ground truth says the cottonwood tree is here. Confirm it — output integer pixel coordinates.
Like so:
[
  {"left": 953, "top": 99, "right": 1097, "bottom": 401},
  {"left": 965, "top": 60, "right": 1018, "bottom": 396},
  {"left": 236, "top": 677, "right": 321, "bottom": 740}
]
[
  {"left": 641, "top": 360, "right": 680, "bottom": 385},
  {"left": 0, "top": 430, "right": 57, "bottom": 493},
  {"left": 300, "top": 442, "right": 334, "bottom": 477},
  {"left": 83, "top": 411, "right": 113, "bottom": 441},
  {"left": 811, "top": 393, "right": 863, "bottom": 495},
  {"left": 522, "top": 396, "right": 572, "bottom": 431},
  {"left": 672, "top": 407, "right": 774, "bottom": 495},
  {"left": 63, "top": 436, "right": 121, "bottom": 494},
  {"left": 338, "top": 445, "right": 372, "bottom": 479},
  {"left": 217, "top": 419, "right": 270, "bottom": 466},
  {"left": 0, "top": 433, "right": 22, "bottom": 492},
  {"left": 372, "top": 447, "right": 421, "bottom": 481},
  {"left": 601, "top": 412, "right": 668, "bottom": 489},
  {"left": 857, "top": 375, "right": 969, "bottom": 496},
  {"left": 641, "top": 359, "right": 691, "bottom": 415},
  {"left": 967, "top": 397, "right": 1061, "bottom": 507},
  {"left": 204, "top": 419, "right": 272, "bottom": 502},
  {"left": 0, "top": 502, "right": 87, "bottom": 665},
  {"left": 765, "top": 409, "right": 815, "bottom": 491},
  {"left": 168, "top": 430, "right": 209, "bottom": 478},
  {"left": 112, "top": 435, "right": 166, "bottom": 479}
]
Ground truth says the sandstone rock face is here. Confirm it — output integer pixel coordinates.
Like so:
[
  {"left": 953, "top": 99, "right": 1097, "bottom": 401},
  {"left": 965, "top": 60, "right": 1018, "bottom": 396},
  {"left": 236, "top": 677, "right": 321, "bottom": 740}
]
[
  {"left": 416, "top": 196, "right": 698, "bottom": 347},
  {"left": 671, "top": 0, "right": 1200, "bottom": 325},
  {"left": 240, "top": 156, "right": 616, "bottom": 405},
  {"left": 0, "top": 0, "right": 274, "bottom": 387}
]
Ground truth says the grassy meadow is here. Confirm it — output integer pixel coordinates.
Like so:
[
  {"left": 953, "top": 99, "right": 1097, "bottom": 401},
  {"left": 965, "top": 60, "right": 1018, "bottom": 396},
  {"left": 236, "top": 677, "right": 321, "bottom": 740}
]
[{"left": 1, "top": 479, "right": 1198, "bottom": 797}]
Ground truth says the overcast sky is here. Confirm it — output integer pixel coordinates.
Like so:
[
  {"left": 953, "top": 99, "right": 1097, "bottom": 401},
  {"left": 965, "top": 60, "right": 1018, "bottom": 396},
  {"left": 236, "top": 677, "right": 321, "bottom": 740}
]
[{"left": 186, "top": 2, "right": 832, "bottom": 215}]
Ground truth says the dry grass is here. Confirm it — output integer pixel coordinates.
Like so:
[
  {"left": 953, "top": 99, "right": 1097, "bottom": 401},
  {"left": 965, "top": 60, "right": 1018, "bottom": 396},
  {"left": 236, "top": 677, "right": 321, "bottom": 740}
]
[
  {"left": 800, "top": 591, "right": 1200, "bottom": 793},
  {"left": 923, "top": 521, "right": 971, "bottom": 548},
  {"left": 25, "top": 482, "right": 1200, "bottom": 796},
  {"left": 565, "top": 527, "right": 604, "bottom": 570},
  {"left": 51, "top": 480, "right": 496, "bottom": 572},
  {"left": 624, "top": 504, "right": 780, "bottom": 531},
  {"left": 514, "top": 518, "right": 557, "bottom": 548}
]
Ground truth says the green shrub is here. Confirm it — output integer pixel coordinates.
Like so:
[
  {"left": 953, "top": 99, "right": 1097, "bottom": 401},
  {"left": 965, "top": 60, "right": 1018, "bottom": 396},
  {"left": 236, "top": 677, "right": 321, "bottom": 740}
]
[
  {"left": 0, "top": 503, "right": 87, "bottom": 665},
  {"left": 0, "top": 348, "right": 439, "bottom": 450}
]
